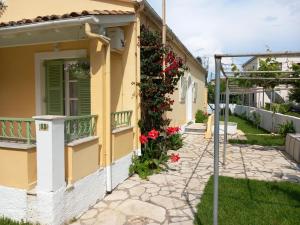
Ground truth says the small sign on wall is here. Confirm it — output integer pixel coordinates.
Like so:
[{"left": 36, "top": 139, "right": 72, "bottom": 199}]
[{"left": 39, "top": 123, "right": 49, "bottom": 131}]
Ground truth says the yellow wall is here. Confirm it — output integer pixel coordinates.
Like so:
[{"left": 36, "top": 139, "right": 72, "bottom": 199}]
[
  {"left": 0, "top": 41, "right": 89, "bottom": 117},
  {"left": 0, "top": 0, "right": 134, "bottom": 23},
  {"left": 0, "top": 147, "right": 36, "bottom": 189},
  {"left": 65, "top": 139, "right": 100, "bottom": 184},
  {"left": 112, "top": 128, "right": 134, "bottom": 161}
]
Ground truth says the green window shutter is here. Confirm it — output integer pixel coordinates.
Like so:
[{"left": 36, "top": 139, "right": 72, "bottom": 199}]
[
  {"left": 78, "top": 77, "right": 91, "bottom": 115},
  {"left": 45, "top": 60, "right": 64, "bottom": 115}
]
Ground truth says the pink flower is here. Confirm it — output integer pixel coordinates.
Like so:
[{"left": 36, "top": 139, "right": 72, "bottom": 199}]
[
  {"left": 148, "top": 129, "right": 160, "bottom": 140},
  {"left": 139, "top": 135, "right": 148, "bottom": 144},
  {"left": 170, "top": 153, "right": 180, "bottom": 163}
]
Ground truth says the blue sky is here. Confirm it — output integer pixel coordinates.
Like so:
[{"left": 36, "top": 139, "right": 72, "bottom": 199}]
[{"left": 147, "top": 0, "right": 300, "bottom": 72}]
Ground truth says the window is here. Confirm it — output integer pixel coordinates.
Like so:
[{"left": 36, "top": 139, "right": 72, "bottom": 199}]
[
  {"left": 45, "top": 60, "right": 91, "bottom": 116},
  {"left": 192, "top": 82, "right": 198, "bottom": 103},
  {"left": 179, "top": 76, "right": 187, "bottom": 103}
]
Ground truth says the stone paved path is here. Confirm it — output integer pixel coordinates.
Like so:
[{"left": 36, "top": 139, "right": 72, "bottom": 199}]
[{"left": 72, "top": 133, "right": 300, "bottom": 225}]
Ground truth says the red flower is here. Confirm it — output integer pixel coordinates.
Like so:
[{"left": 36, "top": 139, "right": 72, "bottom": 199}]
[
  {"left": 170, "top": 153, "right": 180, "bottom": 163},
  {"left": 148, "top": 129, "right": 160, "bottom": 140},
  {"left": 166, "top": 126, "right": 181, "bottom": 135},
  {"left": 139, "top": 135, "right": 148, "bottom": 144}
]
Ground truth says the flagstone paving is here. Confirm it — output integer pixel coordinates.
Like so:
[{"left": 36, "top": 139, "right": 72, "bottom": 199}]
[{"left": 72, "top": 133, "right": 300, "bottom": 225}]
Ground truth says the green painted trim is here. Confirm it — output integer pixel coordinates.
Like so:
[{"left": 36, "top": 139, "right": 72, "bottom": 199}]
[
  {"left": 0, "top": 118, "right": 35, "bottom": 144},
  {"left": 111, "top": 111, "right": 133, "bottom": 130},
  {"left": 64, "top": 115, "right": 97, "bottom": 143}
]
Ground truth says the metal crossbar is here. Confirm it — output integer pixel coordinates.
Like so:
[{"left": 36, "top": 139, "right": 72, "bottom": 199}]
[
  {"left": 111, "top": 111, "right": 133, "bottom": 130},
  {"left": 65, "top": 115, "right": 97, "bottom": 143},
  {"left": 0, "top": 117, "right": 35, "bottom": 144}
]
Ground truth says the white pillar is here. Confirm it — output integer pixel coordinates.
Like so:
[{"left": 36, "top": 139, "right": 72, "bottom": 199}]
[{"left": 33, "top": 116, "right": 66, "bottom": 192}]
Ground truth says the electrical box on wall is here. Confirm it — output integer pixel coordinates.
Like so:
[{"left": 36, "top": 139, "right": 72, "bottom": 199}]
[{"left": 107, "top": 27, "right": 125, "bottom": 52}]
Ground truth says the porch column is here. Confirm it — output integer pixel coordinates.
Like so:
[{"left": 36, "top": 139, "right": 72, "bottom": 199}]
[
  {"left": 90, "top": 39, "right": 107, "bottom": 166},
  {"left": 33, "top": 116, "right": 66, "bottom": 192}
]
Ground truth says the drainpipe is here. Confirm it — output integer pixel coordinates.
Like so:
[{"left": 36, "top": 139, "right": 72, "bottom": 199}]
[{"left": 85, "top": 23, "right": 113, "bottom": 193}]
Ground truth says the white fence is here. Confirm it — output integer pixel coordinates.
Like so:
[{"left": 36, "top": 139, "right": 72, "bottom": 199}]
[
  {"left": 208, "top": 104, "right": 300, "bottom": 133},
  {"left": 233, "top": 105, "right": 300, "bottom": 133}
]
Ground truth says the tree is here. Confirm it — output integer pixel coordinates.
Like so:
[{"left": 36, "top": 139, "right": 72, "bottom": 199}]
[
  {"left": 288, "top": 64, "right": 300, "bottom": 103},
  {"left": 207, "top": 80, "right": 226, "bottom": 104},
  {"left": 231, "top": 57, "right": 281, "bottom": 107}
]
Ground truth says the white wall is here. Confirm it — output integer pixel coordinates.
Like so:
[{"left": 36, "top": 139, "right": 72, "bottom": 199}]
[{"left": 233, "top": 105, "right": 300, "bottom": 133}]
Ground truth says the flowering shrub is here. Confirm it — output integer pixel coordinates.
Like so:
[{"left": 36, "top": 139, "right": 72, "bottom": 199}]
[
  {"left": 130, "top": 26, "right": 187, "bottom": 179},
  {"left": 148, "top": 129, "right": 160, "bottom": 140},
  {"left": 166, "top": 126, "right": 183, "bottom": 150},
  {"left": 166, "top": 126, "right": 181, "bottom": 135},
  {"left": 139, "top": 135, "right": 148, "bottom": 145}
]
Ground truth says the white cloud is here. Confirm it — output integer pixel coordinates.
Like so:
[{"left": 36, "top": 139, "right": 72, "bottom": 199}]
[{"left": 147, "top": 0, "right": 300, "bottom": 73}]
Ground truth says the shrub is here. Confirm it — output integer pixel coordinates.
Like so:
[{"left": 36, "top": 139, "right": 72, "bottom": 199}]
[
  {"left": 278, "top": 121, "right": 295, "bottom": 137},
  {"left": 0, "top": 217, "right": 34, "bottom": 225},
  {"left": 195, "top": 110, "right": 208, "bottom": 123},
  {"left": 167, "top": 133, "right": 183, "bottom": 150},
  {"left": 266, "top": 103, "right": 292, "bottom": 114},
  {"left": 129, "top": 153, "right": 169, "bottom": 179},
  {"left": 251, "top": 111, "right": 261, "bottom": 129}
]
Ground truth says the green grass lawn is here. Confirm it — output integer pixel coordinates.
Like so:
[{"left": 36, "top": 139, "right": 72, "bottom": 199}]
[
  {"left": 195, "top": 176, "right": 300, "bottom": 225},
  {"left": 223, "top": 115, "right": 285, "bottom": 146},
  {"left": 0, "top": 218, "right": 33, "bottom": 225}
]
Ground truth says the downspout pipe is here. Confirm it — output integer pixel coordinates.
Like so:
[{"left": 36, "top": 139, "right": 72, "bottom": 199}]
[
  {"left": 85, "top": 23, "right": 113, "bottom": 193},
  {"left": 0, "top": 16, "right": 100, "bottom": 35}
]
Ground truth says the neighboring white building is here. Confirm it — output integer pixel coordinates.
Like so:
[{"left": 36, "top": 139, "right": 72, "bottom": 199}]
[{"left": 242, "top": 56, "right": 300, "bottom": 107}]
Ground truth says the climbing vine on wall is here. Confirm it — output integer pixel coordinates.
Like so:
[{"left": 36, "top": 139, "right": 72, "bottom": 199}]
[
  {"left": 138, "top": 25, "right": 187, "bottom": 133},
  {"left": 129, "top": 25, "right": 186, "bottom": 179}
]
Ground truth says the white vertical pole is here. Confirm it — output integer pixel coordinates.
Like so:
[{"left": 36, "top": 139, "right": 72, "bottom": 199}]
[
  {"left": 34, "top": 116, "right": 66, "bottom": 192},
  {"left": 213, "top": 57, "right": 221, "bottom": 225},
  {"left": 162, "top": 0, "right": 166, "bottom": 46},
  {"left": 162, "top": 0, "right": 167, "bottom": 79},
  {"left": 223, "top": 79, "right": 229, "bottom": 165}
]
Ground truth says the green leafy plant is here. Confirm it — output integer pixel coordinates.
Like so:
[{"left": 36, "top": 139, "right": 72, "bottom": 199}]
[
  {"left": 251, "top": 111, "right": 261, "bottom": 129},
  {"left": 278, "top": 121, "right": 295, "bottom": 137},
  {"left": 65, "top": 61, "right": 90, "bottom": 79},
  {"left": 0, "top": 217, "right": 35, "bottom": 225},
  {"left": 195, "top": 110, "right": 208, "bottom": 123},
  {"left": 166, "top": 127, "right": 183, "bottom": 150},
  {"left": 167, "top": 133, "right": 183, "bottom": 150},
  {"left": 289, "top": 64, "right": 300, "bottom": 103}
]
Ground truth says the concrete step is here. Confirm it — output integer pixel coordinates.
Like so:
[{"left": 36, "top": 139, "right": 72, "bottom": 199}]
[{"left": 184, "top": 123, "right": 206, "bottom": 134}]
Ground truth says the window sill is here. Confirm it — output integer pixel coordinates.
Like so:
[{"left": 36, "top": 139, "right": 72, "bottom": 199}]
[
  {"left": 0, "top": 141, "right": 36, "bottom": 150},
  {"left": 67, "top": 136, "right": 99, "bottom": 147},
  {"left": 112, "top": 126, "right": 134, "bottom": 134}
]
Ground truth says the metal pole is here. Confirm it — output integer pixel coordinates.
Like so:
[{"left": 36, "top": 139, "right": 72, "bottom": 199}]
[
  {"left": 213, "top": 56, "right": 221, "bottom": 225},
  {"left": 223, "top": 78, "right": 229, "bottom": 165},
  {"left": 215, "top": 51, "right": 300, "bottom": 58},
  {"left": 162, "top": 0, "right": 166, "bottom": 46},
  {"left": 162, "top": 0, "right": 166, "bottom": 78}
]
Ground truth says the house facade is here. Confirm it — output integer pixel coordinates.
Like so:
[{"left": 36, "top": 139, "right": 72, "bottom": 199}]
[
  {"left": 0, "top": 1, "right": 207, "bottom": 224},
  {"left": 242, "top": 56, "right": 300, "bottom": 107}
]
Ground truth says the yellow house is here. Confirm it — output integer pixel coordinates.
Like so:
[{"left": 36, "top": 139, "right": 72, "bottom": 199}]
[{"left": 0, "top": 1, "right": 207, "bottom": 224}]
